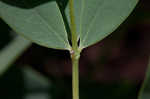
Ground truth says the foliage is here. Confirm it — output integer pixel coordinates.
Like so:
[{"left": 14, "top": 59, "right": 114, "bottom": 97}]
[{"left": 1, "top": 0, "right": 148, "bottom": 99}]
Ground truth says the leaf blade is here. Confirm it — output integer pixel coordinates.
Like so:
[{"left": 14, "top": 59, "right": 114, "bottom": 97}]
[
  {"left": 138, "top": 59, "right": 150, "bottom": 99},
  {"left": 0, "top": 36, "right": 31, "bottom": 75},
  {"left": 0, "top": 1, "right": 71, "bottom": 50},
  {"left": 67, "top": 0, "right": 138, "bottom": 49}
]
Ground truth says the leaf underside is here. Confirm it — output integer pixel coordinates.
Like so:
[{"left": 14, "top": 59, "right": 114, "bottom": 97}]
[
  {"left": 0, "top": 0, "right": 138, "bottom": 50},
  {"left": 66, "top": 0, "right": 139, "bottom": 49},
  {"left": 0, "top": 1, "right": 70, "bottom": 50}
]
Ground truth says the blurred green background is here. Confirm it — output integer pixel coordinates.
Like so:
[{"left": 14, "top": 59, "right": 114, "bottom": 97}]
[{"left": 0, "top": 0, "right": 150, "bottom": 99}]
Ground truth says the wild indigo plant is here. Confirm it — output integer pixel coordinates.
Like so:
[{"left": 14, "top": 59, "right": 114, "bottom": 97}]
[{"left": 0, "top": 0, "right": 139, "bottom": 99}]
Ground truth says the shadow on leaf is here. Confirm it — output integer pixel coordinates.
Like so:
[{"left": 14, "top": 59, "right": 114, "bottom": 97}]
[{"left": 0, "top": 0, "right": 68, "bottom": 9}]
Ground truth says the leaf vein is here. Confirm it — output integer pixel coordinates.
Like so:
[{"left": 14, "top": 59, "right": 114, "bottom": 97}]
[
  {"left": 32, "top": 7, "right": 69, "bottom": 48},
  {"left": 81, "top": 1, "right": 105, "bottom": 46}
]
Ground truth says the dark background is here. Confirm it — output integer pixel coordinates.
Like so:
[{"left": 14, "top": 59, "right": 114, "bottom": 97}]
[{"left": 0, "top": 0, "right": 150, "bottom": 99}]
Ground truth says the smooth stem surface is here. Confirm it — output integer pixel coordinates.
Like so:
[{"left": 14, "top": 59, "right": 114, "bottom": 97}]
[
  {"left": 72, "top": 56, "right": 79, "bottom": 99},
  {"left": 69, "top": 0, "right": 78, "bottom": 51},
  {"left": 69, "top": 0, "right": 81, "bottom": 99}
]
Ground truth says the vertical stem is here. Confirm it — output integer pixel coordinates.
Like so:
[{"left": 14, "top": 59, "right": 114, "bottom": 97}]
[
  {"left": 72, "top": 55, "right": 79, "bottom": 99},
  {"left": 69, "top": 0, "right": 81, "bottom": 99},
  {"left": 69, "top": 0, "right": 78, "bottom": 51}
]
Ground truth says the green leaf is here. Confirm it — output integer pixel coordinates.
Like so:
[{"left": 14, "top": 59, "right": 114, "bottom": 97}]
[
  {"left": 0, "top": 1, "right": 71, "bottom": 50},
  {"left": 66, "top": 0, "right": 138, "bottom": 49},
  {"left": 23, "top": 66, "right": 50, "bottom": 90},
  {"left": 0, "top": 36, "right": 31, "bottom": 75},
  {"left": 138, "top": 59, "right": 150, "bottom": 99}
]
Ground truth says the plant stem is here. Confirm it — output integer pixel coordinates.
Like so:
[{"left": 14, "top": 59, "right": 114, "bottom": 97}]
[
  {"left": 71, "top": 54, "right": 80, "bottom": 99},
  {"left": 69, "top": 0, "right": 81, "bottom": 99},
  {"left": 69, "top": 0, "right": 78, "bottom": 51}
]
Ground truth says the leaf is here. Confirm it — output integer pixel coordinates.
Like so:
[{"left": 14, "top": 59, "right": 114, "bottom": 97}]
[
  {"left": 22, "top": 66, "right": 51, "bottom": 99},
  {"left": 23, "top": 66, "right": 50, "bottom": 90},
  {"left": 0, "top": 1, "right": 71, "bottom": 50},
  {"left": 0, "top": 36, "right": 31, "bottom": 75},
  {"left": 66, "top": 0, "right": 139, "bottom": 49},
  {"left": 138, "top": 59, "right": 150, "bottom": 99},
  {"left": 0, "top": 0, "right": 51, "bottom": 9}
]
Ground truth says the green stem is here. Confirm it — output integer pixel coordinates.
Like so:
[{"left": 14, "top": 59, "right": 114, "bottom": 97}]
[
  {"left": 69, "top": 0, "right": 81, "bottom": 99},
  {"left": 72, "top": 55, "right": 79, "bottom": 99},
  {"left": 69, "top": 0, "right": 78, "bottom": 51}
]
